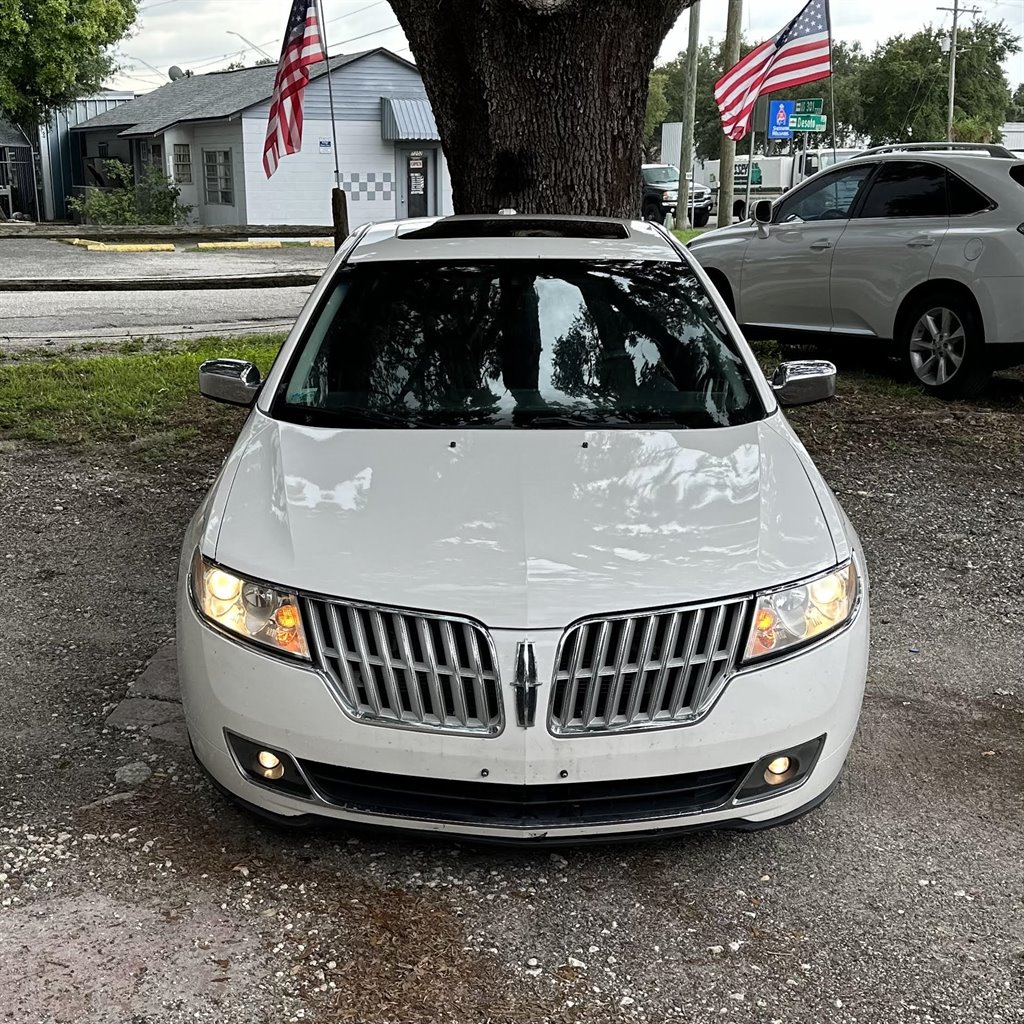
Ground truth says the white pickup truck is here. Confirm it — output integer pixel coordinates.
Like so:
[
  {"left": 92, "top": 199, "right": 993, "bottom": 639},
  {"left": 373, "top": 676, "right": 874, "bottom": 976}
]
[{"left": 694, "top": 148, "right": 861, "bottom": 221}]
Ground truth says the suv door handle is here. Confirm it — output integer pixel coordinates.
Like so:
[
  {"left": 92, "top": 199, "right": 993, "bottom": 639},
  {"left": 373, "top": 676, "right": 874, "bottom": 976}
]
[
  {"left": 907, "top": 236, "right": 936, "bottom": 248},
  {"left": 809, "top": 239, "right": 832, "bottom": 251}
]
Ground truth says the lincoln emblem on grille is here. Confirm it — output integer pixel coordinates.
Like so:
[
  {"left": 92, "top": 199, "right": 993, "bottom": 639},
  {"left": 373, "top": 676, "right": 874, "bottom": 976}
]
[{"left": 512, "top": 640, "right": 539, "bottom": 728}]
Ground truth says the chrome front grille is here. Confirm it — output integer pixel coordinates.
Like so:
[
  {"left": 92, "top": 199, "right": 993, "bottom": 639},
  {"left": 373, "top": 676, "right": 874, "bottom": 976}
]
[
  {"left": 305, "top": 599, "right": 502, "bottom": 734},
  {"left": 549, "top": 599, "right": 750, "bottom": 734}
]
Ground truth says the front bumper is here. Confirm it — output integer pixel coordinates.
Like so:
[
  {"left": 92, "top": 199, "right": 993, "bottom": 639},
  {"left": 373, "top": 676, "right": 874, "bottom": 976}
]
[{"left": 177, "top": 579, "right": 869, "bottom": 841}]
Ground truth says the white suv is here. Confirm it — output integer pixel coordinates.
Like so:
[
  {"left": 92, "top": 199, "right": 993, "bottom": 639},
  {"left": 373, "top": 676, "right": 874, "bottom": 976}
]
[
  {"left": 177, "top": 214, "right": 868, "bottom": 843},
  {"left": 689, "top": 144, "right": 1024, "bottom": 398}
]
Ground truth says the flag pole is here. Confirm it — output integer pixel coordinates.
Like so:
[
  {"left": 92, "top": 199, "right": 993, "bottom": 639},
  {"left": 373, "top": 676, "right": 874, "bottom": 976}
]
[
  {"left": 315, "top": 0, "right": 348, "bottom": 247},
  {"left": 744, "top": 126, "right": 754, "bottom": 218},
  {"left": 828, "top": 3, "right": 837, "bottom": 163}
]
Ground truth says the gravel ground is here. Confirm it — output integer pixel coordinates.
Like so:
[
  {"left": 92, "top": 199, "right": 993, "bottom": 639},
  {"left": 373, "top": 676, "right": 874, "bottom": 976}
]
[{"left": 2, "top": 356, "right": 1023, "bottom": 1024}]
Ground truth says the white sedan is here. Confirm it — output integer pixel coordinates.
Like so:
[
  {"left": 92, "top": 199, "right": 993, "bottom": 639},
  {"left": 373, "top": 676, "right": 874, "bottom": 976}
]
[
  {"left": 176, "top": 214, "right": 869, "bottom": 843},
  {"left": 689, "top": 145, "right": 1024, "bottom": 398}
]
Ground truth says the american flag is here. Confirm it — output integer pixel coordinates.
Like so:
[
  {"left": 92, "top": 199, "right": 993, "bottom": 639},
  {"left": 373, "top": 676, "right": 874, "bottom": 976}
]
[
  {"left": 263, "top": 0, "right": 325, "bottom": 178},
  {"left": 714, "top": 0, "right": 832, "bottom": 142}
]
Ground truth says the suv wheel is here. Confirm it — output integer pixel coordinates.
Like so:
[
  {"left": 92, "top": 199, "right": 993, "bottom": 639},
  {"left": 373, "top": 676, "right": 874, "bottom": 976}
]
[
  {"left": 901, "top": 295, "right": 990, "bottom": 399},
  {"left": 693, "top": 209, "right": 710, "bottom": 228},
  {"left": 643, "top": 204, "right": 662, "bottom": 223}
]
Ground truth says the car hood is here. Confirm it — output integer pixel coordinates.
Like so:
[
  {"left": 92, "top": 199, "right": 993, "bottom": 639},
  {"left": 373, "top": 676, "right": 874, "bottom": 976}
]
[{"left": 210, "top": 414, "right": 838, "bottom": 629}]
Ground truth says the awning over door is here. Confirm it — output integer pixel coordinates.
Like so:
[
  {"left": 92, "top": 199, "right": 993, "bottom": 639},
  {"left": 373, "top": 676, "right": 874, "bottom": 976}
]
[{"left": 380, "top": 97, "right": 440, "bottom": 142}]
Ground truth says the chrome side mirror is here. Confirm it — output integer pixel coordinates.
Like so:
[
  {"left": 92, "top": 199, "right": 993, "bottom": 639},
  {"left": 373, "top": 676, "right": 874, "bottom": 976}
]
[
  {"left": 772, "top": 360, "right": 836, "bottom": 406},
  {"left": 199, "top": 358, "right": 262, "bottom": 406}
]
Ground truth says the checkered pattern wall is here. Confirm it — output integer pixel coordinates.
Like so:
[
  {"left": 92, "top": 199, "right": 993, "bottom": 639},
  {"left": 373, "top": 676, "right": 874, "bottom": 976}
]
[{"left": 341, "top": 171, "right": 393, "bottom": 201}]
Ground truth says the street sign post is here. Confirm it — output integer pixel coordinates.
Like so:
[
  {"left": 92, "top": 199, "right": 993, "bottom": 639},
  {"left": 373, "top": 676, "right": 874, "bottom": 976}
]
[
  {"left": 789, "top": 113, "right": 828, "bottom": 133},
  {"left": 794, "top": 98, "right": 824, "bottom": 115},
  {"left": 767, "top": 99, "right": 795, "bottom": 141}
]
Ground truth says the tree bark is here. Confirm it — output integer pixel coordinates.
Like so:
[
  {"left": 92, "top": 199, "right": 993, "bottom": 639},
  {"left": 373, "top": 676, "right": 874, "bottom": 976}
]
[{"left": 390, "top": 0, "right": 692, "bottom": 218}]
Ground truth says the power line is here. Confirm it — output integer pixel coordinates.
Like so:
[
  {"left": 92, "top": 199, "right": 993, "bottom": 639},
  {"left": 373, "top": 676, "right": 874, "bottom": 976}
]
[{"left": 150, "top": 0, "right": 395, "bottom": 70}]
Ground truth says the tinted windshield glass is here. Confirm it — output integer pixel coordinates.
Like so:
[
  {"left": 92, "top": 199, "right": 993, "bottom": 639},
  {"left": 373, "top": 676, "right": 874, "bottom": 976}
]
[
  {"left": 273, "top": 260, "right": 763, "bottom": 430},
  {"left": 643, "top": 166, "right": 679, "bottom": 185}
]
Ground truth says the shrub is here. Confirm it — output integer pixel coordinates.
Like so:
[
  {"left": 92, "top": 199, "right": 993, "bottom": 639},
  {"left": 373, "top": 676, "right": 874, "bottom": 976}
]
[{"left": 68, "top": 159, "right": 193, "bottom": 225}]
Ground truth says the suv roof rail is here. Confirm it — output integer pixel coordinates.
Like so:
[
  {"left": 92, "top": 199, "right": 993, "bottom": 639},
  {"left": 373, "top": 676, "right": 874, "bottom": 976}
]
[{"left": 857, "top": 142, "right": 1016, "bottom": 159}]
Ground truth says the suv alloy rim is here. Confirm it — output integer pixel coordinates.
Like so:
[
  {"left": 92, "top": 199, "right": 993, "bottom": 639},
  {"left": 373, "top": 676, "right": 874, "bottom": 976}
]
[{"left": 908, "top": 307, "right": 966, "bottom": 386}]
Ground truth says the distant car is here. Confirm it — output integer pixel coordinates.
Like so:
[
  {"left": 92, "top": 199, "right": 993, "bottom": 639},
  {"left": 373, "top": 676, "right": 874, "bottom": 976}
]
[
  {"left": 689, "top": 143, "right": 1024, "bottom": 398},
  {"left": 642, "top": 163, "right": 711, "bottom": 227},
  {"left": 177, "top": 213, "right": 868, "bottom": 843}
]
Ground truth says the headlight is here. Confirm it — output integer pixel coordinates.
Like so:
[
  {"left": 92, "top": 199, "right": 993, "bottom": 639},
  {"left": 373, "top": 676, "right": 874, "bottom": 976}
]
[
  {"left": 190, "top": 551, "right": 309, "bottom": 659},
  {"left": 662, "top": 190, "right": 678, "bottom": 202},
  {"left": 744, "top": 561, "right": 858, "bottom": 661}
]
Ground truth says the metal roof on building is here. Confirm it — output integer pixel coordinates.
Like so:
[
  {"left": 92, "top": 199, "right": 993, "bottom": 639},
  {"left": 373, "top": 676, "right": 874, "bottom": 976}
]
[
  {"left": 380, "top": 96, "right": 439, "bottom": 141},
  {"left": 72, "top": 48, "right": 415, "bottom": 137},
  {"left": 0, "top": 115, "right": 30, "bottom": 148}
]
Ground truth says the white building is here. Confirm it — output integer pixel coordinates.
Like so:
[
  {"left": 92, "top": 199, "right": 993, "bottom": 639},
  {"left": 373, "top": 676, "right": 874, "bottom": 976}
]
[
  {"left": 72, "top": 49, "right": 453, "bottom": 229},
  {"left": 1001, "top": 122, "right": 1024, "bottom": 153}
]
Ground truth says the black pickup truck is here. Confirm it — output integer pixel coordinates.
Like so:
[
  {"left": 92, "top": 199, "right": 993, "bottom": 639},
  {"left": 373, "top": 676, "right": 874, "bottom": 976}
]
[{"left": 641, "top": 164, "right": 711, "bottom": 227}]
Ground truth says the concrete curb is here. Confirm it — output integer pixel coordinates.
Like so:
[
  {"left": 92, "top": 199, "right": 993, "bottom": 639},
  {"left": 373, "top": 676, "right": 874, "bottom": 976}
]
[{"left": 0, "top": 272, "right": 321, "bottom": 292}]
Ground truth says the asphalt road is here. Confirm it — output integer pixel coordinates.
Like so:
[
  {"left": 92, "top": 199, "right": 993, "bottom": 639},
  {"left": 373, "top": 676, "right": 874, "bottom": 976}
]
[
  {"left": 1, "top": 357, "right": 1022, "bottom": 1023},
  {"left": 0, "top": 238, "right": 326, "bottom": 347}
]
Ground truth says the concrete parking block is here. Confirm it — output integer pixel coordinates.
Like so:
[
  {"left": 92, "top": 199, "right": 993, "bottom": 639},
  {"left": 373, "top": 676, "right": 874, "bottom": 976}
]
[
  {"left": 130, "top": 641, "right": 180, "bottom": 701},
  {"left": 198, "top": 240, "right": 283, "bottom": 250},
  {"left": 85, "top": 242, "right": 176, "bottom": 253},
  {"left": 105, "top": 697, "right": 184, "bottom": 732}
]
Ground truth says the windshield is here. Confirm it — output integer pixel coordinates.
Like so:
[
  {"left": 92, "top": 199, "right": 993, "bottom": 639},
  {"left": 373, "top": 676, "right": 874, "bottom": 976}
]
[
  {"left": 643, "top": 165, "right": 679, "bottom": 186},
  {"left": 272, "top": 260, "right": 764, "bottom": 430}
]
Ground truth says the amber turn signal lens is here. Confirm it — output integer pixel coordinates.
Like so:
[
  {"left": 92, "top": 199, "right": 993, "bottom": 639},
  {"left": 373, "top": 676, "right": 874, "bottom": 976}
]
[{"left": 275, "top": 605, "right": 301, "bottom": 630}]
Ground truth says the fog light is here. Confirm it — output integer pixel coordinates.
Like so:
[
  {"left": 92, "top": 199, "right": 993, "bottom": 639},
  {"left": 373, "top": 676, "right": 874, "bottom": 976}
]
[
  {"left": 766, "top": 756, "right": 791, "bottom": 776},
  {"left": 257, "top": 750, "right": 284, "bottom": 780}
]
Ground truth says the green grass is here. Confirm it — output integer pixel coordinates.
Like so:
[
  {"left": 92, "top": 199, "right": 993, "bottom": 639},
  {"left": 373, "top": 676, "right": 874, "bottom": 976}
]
[
  {"left": 673, "top": 229, "right": 702, "bottom": 245},
  {"left": 0, "top": 334, "right": 286, "bottom": 449}
]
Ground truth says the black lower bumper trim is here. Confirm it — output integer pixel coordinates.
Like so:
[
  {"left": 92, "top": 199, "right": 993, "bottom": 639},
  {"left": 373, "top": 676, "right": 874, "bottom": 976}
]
[{"left": 299, "top": 759, "right": 751, "bottom": 828}]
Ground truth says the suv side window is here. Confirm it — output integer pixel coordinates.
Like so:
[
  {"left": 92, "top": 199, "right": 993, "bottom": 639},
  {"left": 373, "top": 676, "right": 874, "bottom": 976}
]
[
  {"left": 947, "top": 171, "right": 992, "bottom": 215},
  {"left": 775, "top": 164, "right": 875, "bottom": 224},
  {"left": 859, "top": 161, "right": 946, "bottom": 218}
]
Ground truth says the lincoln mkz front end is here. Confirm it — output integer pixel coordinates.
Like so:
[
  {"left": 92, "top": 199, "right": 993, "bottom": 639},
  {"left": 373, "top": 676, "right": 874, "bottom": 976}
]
[{"left": 176, "top": 215, "right": 869, "bottom": 843}]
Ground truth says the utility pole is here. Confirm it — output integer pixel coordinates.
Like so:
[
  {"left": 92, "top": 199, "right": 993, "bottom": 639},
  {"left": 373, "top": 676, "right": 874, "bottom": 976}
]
[
  {"left": 674, "top": 1, "right": 701, "bottom": 231},
  {"left": 938, "top": 0, "right": 981, "bottom": 141},
  {"left": 717, "top": 0, "right": 743, "bottom": 229}
]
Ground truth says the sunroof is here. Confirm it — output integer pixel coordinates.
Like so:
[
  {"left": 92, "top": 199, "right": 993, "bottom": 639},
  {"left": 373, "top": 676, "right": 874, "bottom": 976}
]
[{"left": 400, "top": 218, "right": 630, "bottom": 240}]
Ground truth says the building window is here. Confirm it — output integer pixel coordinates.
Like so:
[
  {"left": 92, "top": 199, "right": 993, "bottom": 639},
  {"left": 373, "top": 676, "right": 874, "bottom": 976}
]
[
  {"left": 97, "top": 142, "right": 109, "bottom": 158},
  {"left": 204, "top": 149, "right": 233, "bottom": 205},
  {"left": 173, "top": 144, "right": 192, "bottom": 183},
  {"left": 137, "top": 140, "right": 150, "bottom": 165}
]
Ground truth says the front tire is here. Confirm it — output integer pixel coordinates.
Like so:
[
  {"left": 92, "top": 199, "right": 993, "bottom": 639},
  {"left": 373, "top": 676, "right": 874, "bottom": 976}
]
[
  {"left": 693, "top": 209, "right": 710, "bottom": 228},
  {"left": 899, "top": 293, "right": 990, "bottom": 399}
]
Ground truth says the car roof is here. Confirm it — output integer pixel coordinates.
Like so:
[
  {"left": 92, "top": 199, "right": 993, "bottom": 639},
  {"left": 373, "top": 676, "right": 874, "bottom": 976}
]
[
  {"left": 814, "top": 149, "right": 1024, "bottom": 192},
  {"left": 349, "top": 214, "right": 683, "bottom": 263}
]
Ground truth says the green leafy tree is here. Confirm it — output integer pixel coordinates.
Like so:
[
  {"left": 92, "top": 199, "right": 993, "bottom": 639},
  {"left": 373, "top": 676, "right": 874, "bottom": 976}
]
[
  {"left": 644, "top": 69, "right": 670, "bottom": 159},
  {"left": 853, "top": 21, "right": 1019, "bottom": 145},
  {"left": 1007, "top": 82, "right": 1024, "bottom": 120},
  {"left": 0, "top": 0, "right": 138, "bottom": 127}
]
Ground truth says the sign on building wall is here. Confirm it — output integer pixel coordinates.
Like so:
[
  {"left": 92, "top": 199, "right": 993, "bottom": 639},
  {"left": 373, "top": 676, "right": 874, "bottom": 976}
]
[{"left": 319, "top": 138, "right": 332, "bottom": 154}]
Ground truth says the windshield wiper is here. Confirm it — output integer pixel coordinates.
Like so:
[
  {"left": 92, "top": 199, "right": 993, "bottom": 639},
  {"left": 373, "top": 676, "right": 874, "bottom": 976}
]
[
  {"left": 320, "top": 405, "right": 416, "bottom": 428},
  {"left": 518, "top": 414, "right": 609, "bottom": 428}
]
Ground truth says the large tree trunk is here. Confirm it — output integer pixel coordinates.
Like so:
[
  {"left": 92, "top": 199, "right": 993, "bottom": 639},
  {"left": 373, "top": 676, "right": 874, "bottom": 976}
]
[{"left": 390, "top": 0, "right": 692, "bottom": 218}]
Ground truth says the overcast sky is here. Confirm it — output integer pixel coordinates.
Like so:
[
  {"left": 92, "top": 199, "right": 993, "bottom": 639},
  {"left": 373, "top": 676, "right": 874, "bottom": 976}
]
[{"left": 108, "top": 0, "right": 1024, "bottom": 96}]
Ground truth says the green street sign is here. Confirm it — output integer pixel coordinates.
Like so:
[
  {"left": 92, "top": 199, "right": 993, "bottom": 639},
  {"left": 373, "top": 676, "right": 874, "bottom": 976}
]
[
  {"left": 794, "top": 98, "right": 824, "bottom": 114},
  {"left": 790, "top": 113, "right": 828, "bottom": 132}
]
